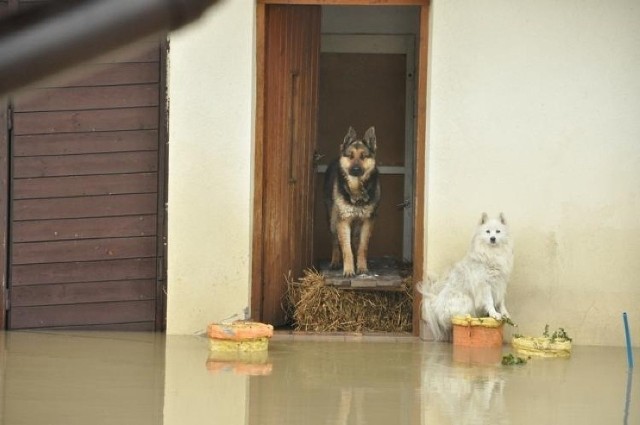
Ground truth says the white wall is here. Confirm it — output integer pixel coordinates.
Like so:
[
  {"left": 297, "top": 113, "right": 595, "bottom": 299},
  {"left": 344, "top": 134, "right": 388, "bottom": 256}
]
[
  {"left": 166, "top": 0, "right": 255, "bottom": 334},
  {"left": 426, "top": 0, "right": 640, "bottom": 346}
]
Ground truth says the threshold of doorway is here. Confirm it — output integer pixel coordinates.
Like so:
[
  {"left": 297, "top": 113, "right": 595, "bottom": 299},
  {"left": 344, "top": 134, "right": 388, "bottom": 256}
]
[{"left": 272, "top": 330, "right": 417, "bottom": 343}]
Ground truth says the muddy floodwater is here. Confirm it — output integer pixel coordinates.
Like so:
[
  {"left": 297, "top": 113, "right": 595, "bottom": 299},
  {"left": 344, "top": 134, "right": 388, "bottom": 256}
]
[{"left": 0, "top": 331, "right": 636, "bottom": 424}]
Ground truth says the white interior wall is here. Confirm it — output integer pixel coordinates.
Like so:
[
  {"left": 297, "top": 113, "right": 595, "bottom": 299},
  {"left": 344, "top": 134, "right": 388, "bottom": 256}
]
[{"left": 426, "top": 0, "right": 640, "bottom": 346}]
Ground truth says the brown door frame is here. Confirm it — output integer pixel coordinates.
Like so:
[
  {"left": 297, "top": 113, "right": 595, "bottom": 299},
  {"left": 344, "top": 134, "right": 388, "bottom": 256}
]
[
  {"left": 0, "top": 98, "right": 7, "bottom": 330},
  {"left": 156, "top": 37, "right": 170, "bottom": 331},
  {"left": 252, "top": 0, "right": 429, "bottom": 335}
]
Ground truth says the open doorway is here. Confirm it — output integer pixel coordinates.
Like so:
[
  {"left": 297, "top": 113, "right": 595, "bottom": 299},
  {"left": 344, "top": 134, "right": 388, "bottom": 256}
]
[
  {"left": 253, "top": 1, "right": 428, "bottom": 332},
  {"left": 313, "top": 21, "right": 418, "bottom": 285}
]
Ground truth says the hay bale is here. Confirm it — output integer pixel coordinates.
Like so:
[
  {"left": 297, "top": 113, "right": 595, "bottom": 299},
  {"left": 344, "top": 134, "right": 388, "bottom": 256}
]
[{"left": 284, "top": 269, "right": 413, "bottom": 333}]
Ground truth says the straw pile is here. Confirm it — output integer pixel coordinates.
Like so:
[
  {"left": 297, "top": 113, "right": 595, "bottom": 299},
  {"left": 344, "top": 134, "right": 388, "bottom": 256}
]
[{"left": 284, "top": 269, "right": 413, "bottom": 333}]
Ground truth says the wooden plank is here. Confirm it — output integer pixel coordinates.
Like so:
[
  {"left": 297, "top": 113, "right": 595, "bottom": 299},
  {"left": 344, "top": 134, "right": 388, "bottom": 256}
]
[
  {"left": 12, "top": 236, "right": 157, "bottom": 265},
  {"left": 412, "top": 4, "right": 429, "bottom": 336},
  {"left": 14, "top": 130, "right": 158, "bottom": 156},
  {"left": 8, "top": 300, "right": 156, "bottom": 329},
  {"left": 13, "top": 151, "right": 158, "bottom": 178},
  {"left": 10, "top": 280, "right": 156, "bottom": 307},
  {"left": 11, "top": 258, "right": 157, "bottom": 286},
  {"left": 0, "top": 97, "right": 7, "bottom": 329},
  {"left": 95, "top": 44, "right": 160, "bottom": 64},
  {"left": 13, "top": 215, "right": 157, "bottom": 242},
  {"left": 14, "top": 173, "right": 158, "bottom": 199},
  {"left": 12, "top": 107, "right": 159, "bottom": 135},
  {"left": 38, "top": 62, "right": 160, "bottom": 88},
  {"left": 14, "top": 84, "right": 159, "bottom": 112},
  {"left": 251, "top": 2, "right": 267, "bottom": 321},
  {"left": 318, "top": 257, "right": 407, "bottom": 289},
  {"left": 13, "top": 193, "right": 158, "bottom": 220},
  {"left": 155, "top": 36, "right": 169, "bottom": 331}
]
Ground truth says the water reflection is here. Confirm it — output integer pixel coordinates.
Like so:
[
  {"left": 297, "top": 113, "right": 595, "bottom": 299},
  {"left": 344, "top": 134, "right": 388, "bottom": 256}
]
[
  {"left": 0, "top": 331, "right": 165, "bottom": 425},
  {"left": 247, "top": 340, "right": 424, "bottom": 425},
  {"left": 421, "top": 345, "right": 508, "bottom": 425},
  {"left": 0, "top": 331, "right": 638, "bottom": 425},
  {"left": 206, "top": 350, "right": 273, "bottom": 376}
]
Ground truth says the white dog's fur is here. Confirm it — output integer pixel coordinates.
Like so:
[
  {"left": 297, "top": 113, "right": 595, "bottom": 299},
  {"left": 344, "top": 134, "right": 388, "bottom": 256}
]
[{"left": 419, "top": 213, "right": 514, "bottom": 341}]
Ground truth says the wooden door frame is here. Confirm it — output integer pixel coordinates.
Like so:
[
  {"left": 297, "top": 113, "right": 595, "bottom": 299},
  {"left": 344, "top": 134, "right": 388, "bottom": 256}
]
[
  {"left": 252, "top": 0, "right": 429, "bottom": 335},
  {"left": 0, "top": 98, "right": 7, "bottom": 330},
  {"left": 156, "top": 37, "right": 170, "bottom": 331}
]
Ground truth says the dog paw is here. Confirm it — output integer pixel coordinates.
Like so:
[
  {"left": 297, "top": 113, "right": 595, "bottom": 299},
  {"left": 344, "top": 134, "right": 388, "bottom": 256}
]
[
  {"left": 343, "top": 267, "right": 356, "bottom": 277},
  {"left": 329, "top": 262, "right": 341, "bottom": 270},
  {"left": 356, "top": 267, "right": 369, "bottom": 275},
  {"left": 489, "top": 312, "right": 503, "bottom": 321}
]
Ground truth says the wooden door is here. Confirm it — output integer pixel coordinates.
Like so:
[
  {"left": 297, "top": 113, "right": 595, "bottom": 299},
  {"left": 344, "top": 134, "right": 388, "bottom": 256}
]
[
  {"left": 5, "top": 35, "right": 168, "bottom": 330},
  {"left": 259, "top": 5, "right": 321, "bottom": 326}
]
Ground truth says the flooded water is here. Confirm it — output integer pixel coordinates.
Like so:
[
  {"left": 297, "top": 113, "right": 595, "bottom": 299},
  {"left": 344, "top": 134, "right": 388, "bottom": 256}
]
[{"left": 0, "top": 331, "right": 637, "bottom": 424}]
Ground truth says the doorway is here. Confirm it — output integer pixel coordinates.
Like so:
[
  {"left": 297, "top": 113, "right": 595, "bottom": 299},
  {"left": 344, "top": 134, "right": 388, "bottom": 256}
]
[
  {"left": 253, "top": 1, "right": 428, "bottom": 332},
  {"left": 313, "top": 33, "right": 416, "bottom": 266}
]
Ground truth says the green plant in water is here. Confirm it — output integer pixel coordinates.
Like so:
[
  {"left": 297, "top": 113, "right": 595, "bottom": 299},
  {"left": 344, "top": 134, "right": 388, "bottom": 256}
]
[{"left": 502, "top": 353, "right": 529, "bottom": 366}]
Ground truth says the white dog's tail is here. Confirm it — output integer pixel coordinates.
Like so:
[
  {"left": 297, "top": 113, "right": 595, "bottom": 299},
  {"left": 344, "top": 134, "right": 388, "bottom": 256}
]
[{"left": 417, "top": 279, "right": 448, "bottom": 341}]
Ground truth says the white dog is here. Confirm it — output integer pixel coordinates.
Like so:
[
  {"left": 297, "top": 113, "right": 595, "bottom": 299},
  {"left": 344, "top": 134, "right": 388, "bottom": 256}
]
[{"left": 419, "top": 213, "right": 514, "bottom": 341}]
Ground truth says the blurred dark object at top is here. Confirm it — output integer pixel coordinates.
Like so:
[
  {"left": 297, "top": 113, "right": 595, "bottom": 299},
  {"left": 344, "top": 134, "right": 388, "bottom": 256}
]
[{"left": 0, "top": 0, "right": 222, "bottom": 95}]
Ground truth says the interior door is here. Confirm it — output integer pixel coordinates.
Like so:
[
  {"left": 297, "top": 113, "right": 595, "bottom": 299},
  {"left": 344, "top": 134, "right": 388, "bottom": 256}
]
[{"left": 260, "top": 5, "right": 320, "bottom": 326}]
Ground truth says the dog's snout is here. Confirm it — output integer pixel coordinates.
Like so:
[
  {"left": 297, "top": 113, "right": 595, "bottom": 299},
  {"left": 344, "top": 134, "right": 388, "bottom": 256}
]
[
  {"left": 490, "top": 236, "right": 496, "bottom": 244},
  {"left": 349, "top": 166, "right": 363, "bottom": 177}
]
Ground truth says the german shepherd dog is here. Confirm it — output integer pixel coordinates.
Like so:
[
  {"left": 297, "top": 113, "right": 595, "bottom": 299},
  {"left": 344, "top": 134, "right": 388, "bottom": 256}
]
[{"left": 324, "top": 126, "right": 381, "bottom": 276}]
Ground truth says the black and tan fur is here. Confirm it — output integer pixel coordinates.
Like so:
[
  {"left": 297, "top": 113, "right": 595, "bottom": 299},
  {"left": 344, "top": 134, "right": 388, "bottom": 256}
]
[{"left": 324, "top": 126, "right": 381, "bottom": 276}]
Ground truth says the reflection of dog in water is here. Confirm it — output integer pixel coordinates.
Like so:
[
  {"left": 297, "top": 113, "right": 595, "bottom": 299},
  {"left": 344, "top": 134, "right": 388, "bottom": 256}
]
[
  {"left": 422, "top": 345, "right": 508, "bottom": 425},
  {"left": 419, "top": 213, "right": 514, "bottom": 341},
  {"left": 324, "top": 126, "right": 381, "bottom": 277}
]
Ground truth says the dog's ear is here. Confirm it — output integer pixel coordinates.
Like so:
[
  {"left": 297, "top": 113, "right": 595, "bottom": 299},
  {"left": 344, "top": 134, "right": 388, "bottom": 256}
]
[
  {"left": 480, "top": 212, "right": 488, "bottom": 225},
  {"left": 499, "top": 212, "right": 507, "bottom": 225},
  {"left": 363, "top": 126, "right": 377, "bottom": 153},
  {"left": 341, "top": 126, "right": 357, "bottom": 151}
]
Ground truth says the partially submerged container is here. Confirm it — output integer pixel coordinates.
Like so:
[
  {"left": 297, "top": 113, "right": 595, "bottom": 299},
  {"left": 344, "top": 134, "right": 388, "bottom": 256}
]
[
  {"left": 452, "top": 315, "right": 504, "bottom": 348},
  {"left": 512, "top": 335, "right": 572, "bottom": 358},
  {"left": 207, "top": 321, "right": 274, "bottom": 352},
  {"left": 511, "top": 325, "right": 572, "bottom": 358}
]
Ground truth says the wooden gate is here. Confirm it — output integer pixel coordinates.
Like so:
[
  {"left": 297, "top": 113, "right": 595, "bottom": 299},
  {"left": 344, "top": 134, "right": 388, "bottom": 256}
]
[
  {"left": 254, "top": 4, "right": 321, "bottom": 326},
  {"left": 1, "top": 3, "right": 168, "bottom": 329}
]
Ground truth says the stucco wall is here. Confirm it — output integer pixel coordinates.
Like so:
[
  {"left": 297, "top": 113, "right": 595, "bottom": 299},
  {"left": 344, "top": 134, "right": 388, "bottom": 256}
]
[
  {"left": 167, "top": 0, "right": 640, "bottom": 346},
  {"left": 166, "top": 0, "right": 254, "bottom": 334},
  {"left": 426, "top": 0, "right": 640, "bottom": 346}
]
